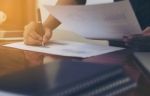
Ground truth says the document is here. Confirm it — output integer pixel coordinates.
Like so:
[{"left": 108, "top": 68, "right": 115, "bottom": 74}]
[
  {"left": 4, "top": 41, "right": 124, "bottom": 58},
  {"left": 44, "top": 0, "right": 142, "bottom": 40},
  {"left": 0, "top": 91, "right": 25, "bottom": 96}
]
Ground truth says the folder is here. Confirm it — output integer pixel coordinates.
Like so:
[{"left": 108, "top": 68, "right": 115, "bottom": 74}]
[{"left": 0, "top": 61, "right": 136, "bottom": 96}]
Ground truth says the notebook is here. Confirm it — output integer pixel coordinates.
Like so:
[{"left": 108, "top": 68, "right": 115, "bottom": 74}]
[{"left": 0, "top": 61, "right": 136, "bottom": 96}]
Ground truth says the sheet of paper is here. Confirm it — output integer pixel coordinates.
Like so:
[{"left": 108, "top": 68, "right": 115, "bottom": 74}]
[
  {"left": 4, "top": 41, "right": 124, "bottom": 58},
  {"left": 44, "top": 0, "right": 142, "bottom": 40},
  {"left": 86, "top": 0, "right": 113, "bottom": 5},
  {"left": 0, "top": 91, "right": 25, "bottom": 96}
]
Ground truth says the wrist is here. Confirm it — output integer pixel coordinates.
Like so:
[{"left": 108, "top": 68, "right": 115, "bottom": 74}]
[
  {"left": 43, "top": 16, "right": 61, "bottom": 31},
  {"left": 43, "top": 23, "right": 51, "bottom": 30},
  {"left": 43, "top": 22, "right": 53, "bottom": 30}
]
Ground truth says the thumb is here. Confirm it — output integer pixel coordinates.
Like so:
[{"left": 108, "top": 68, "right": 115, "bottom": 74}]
[
  {"left": 143, "top": 27, "right": 150, "bottom": 36},
  {"left": 43, "top": 28, "right": 52, "bottom": 44}
]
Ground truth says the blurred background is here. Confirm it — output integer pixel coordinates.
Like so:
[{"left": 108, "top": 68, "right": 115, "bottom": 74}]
[{"left": 0, "top": 0, "right": 37, "bottom": 39}]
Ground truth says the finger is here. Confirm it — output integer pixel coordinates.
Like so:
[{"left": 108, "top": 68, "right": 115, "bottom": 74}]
[
  {"left": 27, "top": 22, "right": 36, "bottom": 30},
  {"left": 122, "top": 35, "right": 132, "bottom": 42},
  {"left": 43, "top": 33, "right": 50, "bottom": 43},
  {"left": 29, "top": 31, "right": 43, "bottom": 41},
  {"left": 143, "top": 27, "right": 150, "bottom": 36},
  {"left": 24, "top": 37, "right": 42, "bottom": 46},
  {"left": 23, "top": 30, "right": 42, "bottom": 45},
  {"left": 143, "top": 33, "right": 150, "bottom": 36},
  {"left": 43, "top": 28, "right": 52, "bottom": 44},
  {"left": 144, "top": 32, "right": 150, "bottom": 35},
  {"left": 24, "top": 22, "right": 36, "bottom": 32},
  {"left": 24, "top": 22, "right": 36, "bottom": 37}
]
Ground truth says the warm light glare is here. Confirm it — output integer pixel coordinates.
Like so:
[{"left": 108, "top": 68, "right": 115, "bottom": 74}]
[
  {"left": 0, "top": 11, "right": 7, "bottom": 24},
  {"left": 0, "top": 0, "right": 37, "bottom": 30},
  {"left": 0, "top": 0, "right": 37, "bottom": 39}
]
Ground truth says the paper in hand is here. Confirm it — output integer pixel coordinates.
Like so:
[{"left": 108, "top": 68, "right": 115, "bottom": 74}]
[{"left": 44, "top": 0, "right": 142, "bottom": 40}]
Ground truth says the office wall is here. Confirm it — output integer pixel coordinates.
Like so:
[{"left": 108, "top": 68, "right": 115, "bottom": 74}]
[{"left": 0, "top": 0, "right": 37, "bottom": 30}]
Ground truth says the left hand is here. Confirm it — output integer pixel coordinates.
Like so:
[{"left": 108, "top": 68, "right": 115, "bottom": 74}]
[
  {"left": 123, "top": 26, "right": 150, "bottom": 46},
  {"left": 143, "top": 27, "right": 150, "bottom": 36}
]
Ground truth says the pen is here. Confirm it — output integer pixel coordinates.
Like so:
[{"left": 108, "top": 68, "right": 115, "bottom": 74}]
[{"left": 36, "top": 8, "right": 45, "bottom": 46}]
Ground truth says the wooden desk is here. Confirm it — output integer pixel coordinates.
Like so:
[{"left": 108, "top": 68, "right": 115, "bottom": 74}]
[{"left": 0, "top": 46, "right": 149, "bottom": 96}]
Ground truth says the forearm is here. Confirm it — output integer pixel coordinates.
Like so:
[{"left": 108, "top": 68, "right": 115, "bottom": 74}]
[
  {"left": 43, "top": 16, "right": 61, "bottom": 30},
  {"left": 43, "top": 0, "right": 80, "bottom": 30}
]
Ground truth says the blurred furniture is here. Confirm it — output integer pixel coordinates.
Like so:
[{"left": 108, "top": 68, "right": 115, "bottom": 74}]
[{"left": 0, "top": 0, "right": 37, "bottom": 38}]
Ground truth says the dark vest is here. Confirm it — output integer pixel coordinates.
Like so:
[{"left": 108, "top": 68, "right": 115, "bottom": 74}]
[
  {"left": 76, "top": 0, "right": 86, "bottom": 5},
  {"left": 115, "top": 0, "right": 150, "bottom": 30}
]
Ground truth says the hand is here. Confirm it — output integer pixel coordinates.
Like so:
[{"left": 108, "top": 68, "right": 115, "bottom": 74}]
[
  {"left": 123, "top": 26, "right": 150, "bottom": 46},
  {"left": 23, "top": 22, "right": 52, "bottom": 45},
  {"left": 143, "top": 27, "right": 150, "bottom": 36}
]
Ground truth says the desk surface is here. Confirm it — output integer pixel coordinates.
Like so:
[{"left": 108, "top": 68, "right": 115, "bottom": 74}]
[{"left": 0, "top": 45, "right": 149, "bottom": 96}]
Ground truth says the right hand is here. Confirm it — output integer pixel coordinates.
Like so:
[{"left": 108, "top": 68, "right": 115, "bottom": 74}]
[{"left": 23, "top": 22, "right": 52, "bottom": 45}]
